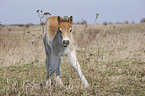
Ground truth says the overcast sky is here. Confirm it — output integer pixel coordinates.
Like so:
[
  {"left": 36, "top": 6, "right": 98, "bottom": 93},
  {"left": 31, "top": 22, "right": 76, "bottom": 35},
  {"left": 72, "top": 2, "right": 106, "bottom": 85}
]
[{"left": 0, "top": 0, "right": 145, "bottom": 24}]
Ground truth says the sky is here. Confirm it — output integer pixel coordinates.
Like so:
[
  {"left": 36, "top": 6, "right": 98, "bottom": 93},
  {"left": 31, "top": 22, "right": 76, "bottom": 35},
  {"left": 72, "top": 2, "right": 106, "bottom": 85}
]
[{"left": 0, "top": 0, "right": 145, "bottom": 24}]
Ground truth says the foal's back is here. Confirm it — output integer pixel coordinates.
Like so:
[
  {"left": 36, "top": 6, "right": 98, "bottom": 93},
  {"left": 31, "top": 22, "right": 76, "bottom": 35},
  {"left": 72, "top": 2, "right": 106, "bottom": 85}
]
[{"left": 45, "top": 16, "right": 59, "bottom": 41}]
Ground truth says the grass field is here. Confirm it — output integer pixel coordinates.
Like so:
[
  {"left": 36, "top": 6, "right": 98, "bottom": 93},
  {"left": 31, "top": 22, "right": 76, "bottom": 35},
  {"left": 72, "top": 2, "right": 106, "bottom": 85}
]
[{"left": 0, "top": 23, "right": 145, "bottom": 95}]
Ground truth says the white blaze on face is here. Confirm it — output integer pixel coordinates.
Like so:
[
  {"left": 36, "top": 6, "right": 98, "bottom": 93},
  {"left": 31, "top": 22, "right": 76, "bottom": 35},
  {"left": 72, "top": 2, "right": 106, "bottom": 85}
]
[
  {"left": 63, "top": 38, "right": 70, "bottom": 42},
  {"left": 63, "top": 28, "right": 72, "bottom": 41},
  {"left": 59, "top": 28, "right": 72, "bottom": 47}
]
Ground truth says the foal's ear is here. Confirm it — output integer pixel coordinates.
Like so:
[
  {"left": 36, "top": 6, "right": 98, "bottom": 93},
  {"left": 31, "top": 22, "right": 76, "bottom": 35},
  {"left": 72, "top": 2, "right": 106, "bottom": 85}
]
[
  {"left": 57, "top": 16, "right": 63, "bottom": 23},
  {"left": 68, "top": 16, "right": 73, "bottom": 23}
]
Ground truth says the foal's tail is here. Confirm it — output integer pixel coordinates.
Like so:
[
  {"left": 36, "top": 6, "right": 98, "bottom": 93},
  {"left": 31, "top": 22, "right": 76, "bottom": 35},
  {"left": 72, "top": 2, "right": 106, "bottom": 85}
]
[{"left": 42, "top": 26, "right": 49, "bottom": 57}]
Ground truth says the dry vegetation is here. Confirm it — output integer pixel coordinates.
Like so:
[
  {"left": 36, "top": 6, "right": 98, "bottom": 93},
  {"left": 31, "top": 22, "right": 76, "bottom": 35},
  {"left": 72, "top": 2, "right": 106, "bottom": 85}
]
[{"left": 0, "top": 23, "right": 145, "bottom": 95}]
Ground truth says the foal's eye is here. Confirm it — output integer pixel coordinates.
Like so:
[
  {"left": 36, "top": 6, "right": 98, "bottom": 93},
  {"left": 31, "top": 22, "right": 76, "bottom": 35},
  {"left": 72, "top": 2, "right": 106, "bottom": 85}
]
[
  {"left": 69, "top": 28, "right": 72, "bottom": 32},
  {"left": 59, "top": 28, "right": 62, "bottom": 33}
]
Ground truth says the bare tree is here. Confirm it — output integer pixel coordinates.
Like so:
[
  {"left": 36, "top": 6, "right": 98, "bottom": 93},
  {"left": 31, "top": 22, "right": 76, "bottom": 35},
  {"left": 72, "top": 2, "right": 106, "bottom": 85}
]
[
  {"left": 36, "top": 10, "right": 51, "bottom": 25},
  {"left": 94, "top": 13, "right": 99, "bottom": 24}
]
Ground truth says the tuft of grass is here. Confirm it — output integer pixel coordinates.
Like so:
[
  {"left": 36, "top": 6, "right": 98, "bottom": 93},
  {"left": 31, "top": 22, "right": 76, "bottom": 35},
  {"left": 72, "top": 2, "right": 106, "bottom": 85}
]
[{"left": 0, "top": 23, "right": 145, "bottom": 95}]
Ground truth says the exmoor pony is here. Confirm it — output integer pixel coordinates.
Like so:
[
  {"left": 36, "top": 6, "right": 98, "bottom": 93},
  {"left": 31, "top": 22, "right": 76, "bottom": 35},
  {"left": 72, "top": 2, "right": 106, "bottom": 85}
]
[{"left": 42, "top": 16, "right": 89, "bottom": 88}]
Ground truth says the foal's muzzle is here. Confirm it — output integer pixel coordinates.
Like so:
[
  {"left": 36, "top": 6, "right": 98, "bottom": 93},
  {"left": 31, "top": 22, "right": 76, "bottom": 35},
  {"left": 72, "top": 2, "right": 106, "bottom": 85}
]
[{"left": 63, "top": 40, "right": 70, "bottom": 47}]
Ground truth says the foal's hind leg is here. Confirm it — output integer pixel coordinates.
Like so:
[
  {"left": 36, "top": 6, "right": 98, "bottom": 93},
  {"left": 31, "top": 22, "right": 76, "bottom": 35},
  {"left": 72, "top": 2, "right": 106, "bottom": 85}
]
[
  {"left": 45, "top": 56, "right": 49, "bottom": 85},
  {"left": 44, "top": 41, "right": 51, "bottom": 85}
]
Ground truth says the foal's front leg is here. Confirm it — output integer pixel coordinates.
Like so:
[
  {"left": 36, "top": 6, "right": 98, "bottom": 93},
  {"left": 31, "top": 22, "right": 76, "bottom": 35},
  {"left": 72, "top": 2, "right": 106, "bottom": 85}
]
[
  {"left": 56, "top": 58, "right": 63, "bottom": 86},
  {"left": 48, "top": 54, "right": 59, "bottom": 85},
  {"left": 67, "top": 51, "right": 89, "bottom": 88},
  {"left": 48, "top": 54, "right": 63, "bottom": 86}
]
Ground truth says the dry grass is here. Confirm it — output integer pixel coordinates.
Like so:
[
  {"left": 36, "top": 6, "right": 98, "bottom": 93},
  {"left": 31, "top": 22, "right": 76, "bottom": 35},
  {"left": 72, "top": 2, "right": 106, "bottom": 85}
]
[{"left": 0, "top": 23, "right": 145, "bottom": 95}]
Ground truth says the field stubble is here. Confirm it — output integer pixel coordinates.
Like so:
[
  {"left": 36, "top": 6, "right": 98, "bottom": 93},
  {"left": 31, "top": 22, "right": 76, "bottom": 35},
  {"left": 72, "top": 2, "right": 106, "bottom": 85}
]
[{"left": 0, "top": 23, "right": 145, "bottom": 95}]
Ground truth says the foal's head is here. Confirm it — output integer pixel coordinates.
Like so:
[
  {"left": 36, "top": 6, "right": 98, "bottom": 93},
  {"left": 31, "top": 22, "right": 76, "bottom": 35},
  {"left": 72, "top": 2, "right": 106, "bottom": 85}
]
[{"left": 57, "top": 16, "right": 73, "bottom": 47}]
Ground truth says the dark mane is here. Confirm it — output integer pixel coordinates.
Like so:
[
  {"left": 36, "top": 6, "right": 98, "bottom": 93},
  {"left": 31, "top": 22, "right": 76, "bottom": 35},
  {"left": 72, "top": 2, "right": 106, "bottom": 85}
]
[{"left": 62, "top": 16, "right": 69, "bottom": 22}]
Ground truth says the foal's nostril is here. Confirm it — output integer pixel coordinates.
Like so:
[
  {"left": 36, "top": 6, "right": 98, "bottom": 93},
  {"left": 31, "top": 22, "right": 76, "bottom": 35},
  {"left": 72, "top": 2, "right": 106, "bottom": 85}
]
[
  {"left": 63, "top": 40, "right": 70, "bottom": 47},
  {"left": 63, "top": 40, "right": 69, "bottom": 44}
]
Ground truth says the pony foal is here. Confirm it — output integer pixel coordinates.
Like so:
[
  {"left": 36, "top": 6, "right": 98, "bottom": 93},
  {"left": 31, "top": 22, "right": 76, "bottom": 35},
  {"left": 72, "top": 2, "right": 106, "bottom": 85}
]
[{"left": 43, "top": 16, "right": 89, "bottom": 88}]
